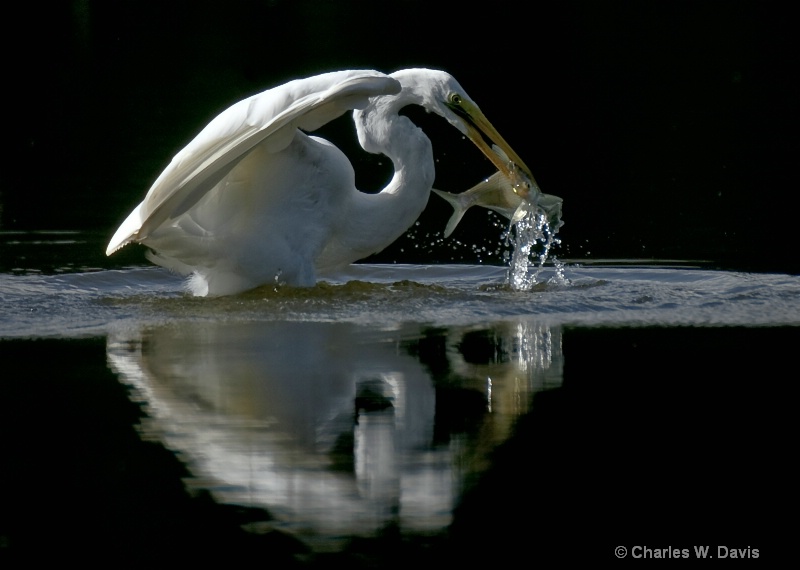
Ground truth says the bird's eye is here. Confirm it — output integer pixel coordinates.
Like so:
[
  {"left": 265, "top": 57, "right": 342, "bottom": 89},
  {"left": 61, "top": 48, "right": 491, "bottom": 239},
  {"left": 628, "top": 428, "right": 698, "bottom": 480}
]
[{"left": 449, "top": 93, "right": 463, "bottom": 106}]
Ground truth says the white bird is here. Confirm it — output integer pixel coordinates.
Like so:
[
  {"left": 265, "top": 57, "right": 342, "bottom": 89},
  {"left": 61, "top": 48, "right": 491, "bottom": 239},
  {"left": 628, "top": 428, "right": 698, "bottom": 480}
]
[{"left": 106, "top": 68, "right": 538, "bottom": 296}]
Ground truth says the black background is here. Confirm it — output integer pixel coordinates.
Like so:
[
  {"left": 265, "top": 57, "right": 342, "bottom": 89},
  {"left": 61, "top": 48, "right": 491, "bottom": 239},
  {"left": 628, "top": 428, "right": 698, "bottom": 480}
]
[{"left": 6, "top": 0, "right": 797, "bottom": 274}]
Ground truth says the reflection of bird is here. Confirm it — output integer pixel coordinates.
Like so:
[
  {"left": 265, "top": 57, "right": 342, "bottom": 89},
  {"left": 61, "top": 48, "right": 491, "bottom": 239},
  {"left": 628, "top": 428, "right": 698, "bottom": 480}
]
[{"left": 106, "top": 69, "right": 537, "bottom": 296}]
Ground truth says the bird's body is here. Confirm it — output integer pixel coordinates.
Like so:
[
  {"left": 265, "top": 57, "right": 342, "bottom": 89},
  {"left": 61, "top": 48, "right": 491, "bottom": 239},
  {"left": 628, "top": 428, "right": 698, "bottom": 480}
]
[{"left": 107, "top": 68, "right": 538, "bottom": 296}]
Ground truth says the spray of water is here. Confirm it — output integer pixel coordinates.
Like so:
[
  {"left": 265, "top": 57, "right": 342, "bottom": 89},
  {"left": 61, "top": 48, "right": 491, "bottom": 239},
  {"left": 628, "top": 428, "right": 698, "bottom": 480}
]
[
  {"left": 395, "top": 198, "right": 567, "bottom": 292},
  {"left": 503, "top": 208, "right": 566, "bottom": 291}
]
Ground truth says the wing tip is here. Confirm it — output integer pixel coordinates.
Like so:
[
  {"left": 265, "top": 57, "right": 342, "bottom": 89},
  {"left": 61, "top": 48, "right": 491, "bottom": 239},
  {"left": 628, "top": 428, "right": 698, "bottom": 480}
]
[
  {"left": 106, "top": 203, "right": 144, "bottom": 256},
  {"left": 105, "top": 239, "right": 130, "bottom": 256}
]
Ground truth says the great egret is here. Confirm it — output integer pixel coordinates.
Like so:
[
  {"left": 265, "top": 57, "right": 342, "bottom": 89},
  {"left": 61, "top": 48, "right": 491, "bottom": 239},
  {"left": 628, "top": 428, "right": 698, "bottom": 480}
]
[{"left": 107, "top": 68, "right": 539, "bottom": 296}]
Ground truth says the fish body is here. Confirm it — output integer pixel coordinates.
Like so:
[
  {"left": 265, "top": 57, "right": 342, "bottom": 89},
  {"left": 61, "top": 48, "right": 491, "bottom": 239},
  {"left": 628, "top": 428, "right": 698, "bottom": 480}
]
[
  {"left": 433, "top": 172, "right": 563, "bottom": 238},
  {"left": 433, "top": 172, "right": 518, "bottom": 237}
]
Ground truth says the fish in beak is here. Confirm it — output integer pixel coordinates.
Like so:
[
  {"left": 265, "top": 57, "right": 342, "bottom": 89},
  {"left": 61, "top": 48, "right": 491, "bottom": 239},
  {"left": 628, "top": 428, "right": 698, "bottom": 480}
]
[
  {"left": 445, "top": 96, "right": 540, "bottom": 201},
  {"left": 432, "top": 109, "right": 563, "bottom": 237},
  {"left": 433, "top": 170, "right": 563, "bottom": 238}
]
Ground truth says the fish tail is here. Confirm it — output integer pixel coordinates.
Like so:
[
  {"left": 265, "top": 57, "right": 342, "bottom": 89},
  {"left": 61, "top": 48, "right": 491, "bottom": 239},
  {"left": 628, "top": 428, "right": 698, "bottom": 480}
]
[{"left": 432, "top": 188, "right": 467, "bottom": 238}]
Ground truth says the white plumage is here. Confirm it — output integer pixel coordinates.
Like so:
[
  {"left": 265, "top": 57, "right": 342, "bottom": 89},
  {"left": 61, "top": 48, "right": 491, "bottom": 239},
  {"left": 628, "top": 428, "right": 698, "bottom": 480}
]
[{"left": 107, "top": 68, "right": 536, "bottom": 296}]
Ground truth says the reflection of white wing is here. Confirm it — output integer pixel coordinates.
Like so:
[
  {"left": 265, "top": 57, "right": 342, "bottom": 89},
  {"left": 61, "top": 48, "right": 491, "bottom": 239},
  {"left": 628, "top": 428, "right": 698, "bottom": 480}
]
[
  {"left": 105, "top": 321, "right": 446, "bottom": 550},
  {"left": 107, "top": 70, "right": 401, "bottom": 254},
  {"left": 105, "top": 318, "right": 563, "bottom": 551}
]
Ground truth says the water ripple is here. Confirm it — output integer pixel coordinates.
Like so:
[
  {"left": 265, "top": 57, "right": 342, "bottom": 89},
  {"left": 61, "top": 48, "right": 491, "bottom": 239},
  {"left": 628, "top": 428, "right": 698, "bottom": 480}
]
[{"left": 1, "top": 264, "right": 799, "bottom": 338}]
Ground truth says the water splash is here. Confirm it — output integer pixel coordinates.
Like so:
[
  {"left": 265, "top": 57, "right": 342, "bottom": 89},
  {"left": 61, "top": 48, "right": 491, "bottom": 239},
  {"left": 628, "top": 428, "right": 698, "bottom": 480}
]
[{"left": 504, "top": 208, "right": 566, "bottom": 291}]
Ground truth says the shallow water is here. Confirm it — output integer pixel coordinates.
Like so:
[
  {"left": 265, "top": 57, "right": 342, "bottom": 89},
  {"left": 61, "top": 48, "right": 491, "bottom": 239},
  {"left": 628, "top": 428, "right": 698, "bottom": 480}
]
[
  {"left": 1, "top": 233, "right": 798, "bottom": 562},
  {"left": 3, "top": 261, "right": 800, "bottom": 338}
]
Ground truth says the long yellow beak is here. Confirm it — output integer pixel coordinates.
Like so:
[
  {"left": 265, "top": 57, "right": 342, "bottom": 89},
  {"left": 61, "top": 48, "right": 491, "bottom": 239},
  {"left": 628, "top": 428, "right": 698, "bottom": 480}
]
[{"left": 449, "top": 99, "right": 540, "bottom": 200}]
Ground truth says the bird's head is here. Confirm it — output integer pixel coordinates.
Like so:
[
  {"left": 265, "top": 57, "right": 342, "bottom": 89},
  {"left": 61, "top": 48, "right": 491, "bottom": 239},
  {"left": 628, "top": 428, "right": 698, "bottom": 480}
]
[{"left": 393, "top": 68, "right": 541, "bottom": 200}]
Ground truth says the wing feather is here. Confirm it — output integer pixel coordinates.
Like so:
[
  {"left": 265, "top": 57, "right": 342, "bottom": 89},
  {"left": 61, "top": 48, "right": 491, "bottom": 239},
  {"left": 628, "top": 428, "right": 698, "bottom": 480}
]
[{"left": 107, "top": 70, "right": 400, "bottom": 255}]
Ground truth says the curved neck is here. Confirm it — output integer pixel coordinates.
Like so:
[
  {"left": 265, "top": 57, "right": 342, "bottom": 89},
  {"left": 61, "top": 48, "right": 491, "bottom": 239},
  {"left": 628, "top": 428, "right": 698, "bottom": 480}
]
[
  {"left": 346, "top": 104, "right": 435, "bottom": 253},
  {"left": 373, "top": 111, "right": 435, "bottom": 197},
  {"left": 315, "top": 103, "right": 435, "bottom": 273}
]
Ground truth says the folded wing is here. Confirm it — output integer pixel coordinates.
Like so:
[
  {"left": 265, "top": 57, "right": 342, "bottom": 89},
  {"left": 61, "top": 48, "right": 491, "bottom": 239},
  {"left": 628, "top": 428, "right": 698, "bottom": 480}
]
[{"left": 107, "top": 70, "right": 401, "bottom": 255}]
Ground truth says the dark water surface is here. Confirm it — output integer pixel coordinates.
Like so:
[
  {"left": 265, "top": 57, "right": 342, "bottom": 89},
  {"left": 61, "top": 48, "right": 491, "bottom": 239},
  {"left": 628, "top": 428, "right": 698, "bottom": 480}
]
[
  {"left": 1, "top": 233, "right": 797, "bottom": 564},
  {"left": 1, "top": 328, "right": 793, "bottom": 564}
]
